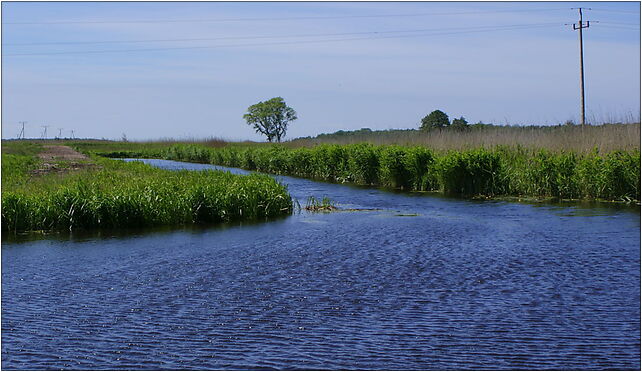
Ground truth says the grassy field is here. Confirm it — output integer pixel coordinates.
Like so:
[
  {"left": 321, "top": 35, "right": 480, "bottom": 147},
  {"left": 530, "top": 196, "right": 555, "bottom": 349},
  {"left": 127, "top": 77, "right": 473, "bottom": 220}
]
[
  {"left": 70, "top": 140, "right": 641, "bottom": 202},
  {"left": 288, "top": 123, "right": 641, "bottom": 154},
  {"left": 1, "top": 141, "right": 292, "bottom": 233},
  {"left": 51, "top": 123, "right": 641, "bottom": 155}
]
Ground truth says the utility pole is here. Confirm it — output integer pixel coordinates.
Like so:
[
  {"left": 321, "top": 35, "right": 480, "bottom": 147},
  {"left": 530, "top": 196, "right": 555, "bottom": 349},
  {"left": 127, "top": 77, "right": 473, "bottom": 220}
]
[
  {"left": 41, "top": 125, "right": 50, "bottom": 139},
  {"left": 58, "top": 127, "right": 64, "bottom": 139},
  {"left": 572, "top": 7, "right": 590, "bottom": 126},
  {"left": 70, "top": 129, "right": 75, "bottom": 139},
  {"left": 18, "top": 121, "right": 27, "bottom": 139}
]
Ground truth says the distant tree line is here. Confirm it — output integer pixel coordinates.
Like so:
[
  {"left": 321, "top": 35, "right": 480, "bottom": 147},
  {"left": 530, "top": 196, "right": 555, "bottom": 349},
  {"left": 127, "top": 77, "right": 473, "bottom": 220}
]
[
  {"left": 242, "top": 99, "right": 617, "bottom": 143},
  {"left": 420, "top": 109, "right": 469, "bottom": 131}
]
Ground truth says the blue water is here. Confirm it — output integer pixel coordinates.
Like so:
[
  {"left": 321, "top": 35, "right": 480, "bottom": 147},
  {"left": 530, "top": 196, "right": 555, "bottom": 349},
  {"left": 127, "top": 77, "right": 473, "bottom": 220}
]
[{"left": 2, "top": 159, "right": 640, "bottom": 370}]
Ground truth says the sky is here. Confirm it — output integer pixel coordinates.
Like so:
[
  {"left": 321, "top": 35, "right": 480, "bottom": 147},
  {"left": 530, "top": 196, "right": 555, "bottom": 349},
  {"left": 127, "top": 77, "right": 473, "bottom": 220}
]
[{"left": 2, "top": 1, "right": 640, "bottom": 141}]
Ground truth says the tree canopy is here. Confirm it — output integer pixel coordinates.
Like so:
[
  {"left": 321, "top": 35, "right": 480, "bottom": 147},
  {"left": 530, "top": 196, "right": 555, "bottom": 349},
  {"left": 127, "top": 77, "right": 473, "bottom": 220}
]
[
  {"left": 243, "top": 97, "right": 297, "bottom": 142},
  {"left": 421, "top": 110, "right": 450, "bottom": 130},
  {"left": 451, "top": 116, "right": 469, "bottom": 130}
]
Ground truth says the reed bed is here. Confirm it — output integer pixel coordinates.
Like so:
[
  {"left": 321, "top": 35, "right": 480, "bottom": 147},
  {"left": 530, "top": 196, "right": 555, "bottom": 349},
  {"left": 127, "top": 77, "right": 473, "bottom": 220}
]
[
  {"left": 1, "top": 151, "right": 292, "bottom": 233},
  {"left": 288, "top": 123, "right": 641, "bottom": 154},
  {"left": 121, "top": 143, "right": 640, "bottom": 202}
]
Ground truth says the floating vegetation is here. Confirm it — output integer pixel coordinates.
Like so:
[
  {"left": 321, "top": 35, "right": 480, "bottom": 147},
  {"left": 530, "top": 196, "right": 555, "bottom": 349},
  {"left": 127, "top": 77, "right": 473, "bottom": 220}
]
[{"left": 304, "top": 196, "right": 338, "bottom": 212}]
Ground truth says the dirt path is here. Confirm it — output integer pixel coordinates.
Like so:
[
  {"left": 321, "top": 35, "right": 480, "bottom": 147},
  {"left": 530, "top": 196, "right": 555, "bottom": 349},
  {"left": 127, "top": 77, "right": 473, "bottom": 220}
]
[
  {"left": 32, "top": 145, "right": 98, "bottom": 175},
  {"left": 38, "top": 145, "right": 89, "bottom": 161}
]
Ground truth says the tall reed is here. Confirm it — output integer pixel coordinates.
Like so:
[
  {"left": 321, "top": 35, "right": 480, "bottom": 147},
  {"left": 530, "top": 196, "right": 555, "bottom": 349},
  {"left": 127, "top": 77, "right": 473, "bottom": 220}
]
[
  {"left": 287, "top": 123, "right": 641, "bottom": 154},
  {"left": 148, "top": 143, "right": 640, "bottom": 202}
]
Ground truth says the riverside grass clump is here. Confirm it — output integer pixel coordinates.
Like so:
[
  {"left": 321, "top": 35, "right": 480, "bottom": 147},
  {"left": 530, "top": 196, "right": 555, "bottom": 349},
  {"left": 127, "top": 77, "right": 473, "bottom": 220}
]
[
  {"left": 124, "top": 143, "right": 640, "bottom": 202},
  {"left": 1, "top": 155, "right": 292, "bottom": 233}
]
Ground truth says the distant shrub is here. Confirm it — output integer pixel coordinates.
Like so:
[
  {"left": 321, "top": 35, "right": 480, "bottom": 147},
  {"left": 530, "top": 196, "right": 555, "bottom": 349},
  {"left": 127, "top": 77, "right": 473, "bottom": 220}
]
[
  {"left": 451, "top": 117, "right": 469, "bottom": 131},
  {"left": 421, "top": 110, "right": 450, "bottom": 130}
]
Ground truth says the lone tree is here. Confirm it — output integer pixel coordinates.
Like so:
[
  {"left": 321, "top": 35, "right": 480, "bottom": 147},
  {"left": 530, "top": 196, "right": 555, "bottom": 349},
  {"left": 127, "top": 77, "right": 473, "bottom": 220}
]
[
  {"left": 421, "top": 110, "right": 450, "bottom": 130},
  {"left": 243, "top": 97, "right": 297, "bottom": 142}
]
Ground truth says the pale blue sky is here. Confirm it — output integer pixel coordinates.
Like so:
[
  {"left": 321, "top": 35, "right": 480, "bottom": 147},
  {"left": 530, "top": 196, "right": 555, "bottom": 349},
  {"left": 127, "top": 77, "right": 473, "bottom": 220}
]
[{"left": 2, "top": 1, "right": 640, "bottom": 141}]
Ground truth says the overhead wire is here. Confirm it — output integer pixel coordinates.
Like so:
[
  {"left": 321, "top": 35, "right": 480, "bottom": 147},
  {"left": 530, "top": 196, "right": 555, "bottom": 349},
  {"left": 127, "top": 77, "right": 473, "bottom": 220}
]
[
  {"left": 2, "top": 22, "right": 563, "bottom": 46},
  {"left": 5, "top": 6, "right": 635, "bottom": 57},
  {"left": 596, "top": 21, "right": 640, "bottom": 26},
  {"left": 597, "top": 24, "right": 641, "bottom": 30},
  {"left": 587, "top": 8, "right": 640, "bottom": 14},
  {"left": 3, "top": 23, "right": 564, "bottom": 57},
  {"left": 2, "top": 7, "right": 572, "bottom": 25}
]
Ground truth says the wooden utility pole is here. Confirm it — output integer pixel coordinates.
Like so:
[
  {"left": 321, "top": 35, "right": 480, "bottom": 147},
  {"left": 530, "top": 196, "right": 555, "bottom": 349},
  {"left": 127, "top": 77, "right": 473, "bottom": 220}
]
[{"left": 572, "top": 8, "right": 590, "bottom": 126}]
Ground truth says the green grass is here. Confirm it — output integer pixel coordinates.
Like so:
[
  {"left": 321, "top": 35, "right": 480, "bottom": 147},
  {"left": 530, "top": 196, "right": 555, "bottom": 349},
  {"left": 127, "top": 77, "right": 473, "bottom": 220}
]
[
  {"left": 140, "top": 143, "right": 639, "bottom": 202},
  {"left": 69, "top": 139, "right": 641, "bottom": 202},
  {"left": 1, "top": 141, "right": 43, "bottom": 189},
  {"left": 1, "top": 142, "right": 292, "bottom": 233}
]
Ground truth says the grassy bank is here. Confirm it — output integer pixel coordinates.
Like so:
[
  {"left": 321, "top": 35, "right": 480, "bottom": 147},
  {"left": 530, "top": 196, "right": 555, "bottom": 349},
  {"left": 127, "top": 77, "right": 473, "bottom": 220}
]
[
  {"left": 80, "top": 141, "right": 640, "bottom": 202},
  {"left": 1, "top": 142, "right": 292, "bottom": 233}
]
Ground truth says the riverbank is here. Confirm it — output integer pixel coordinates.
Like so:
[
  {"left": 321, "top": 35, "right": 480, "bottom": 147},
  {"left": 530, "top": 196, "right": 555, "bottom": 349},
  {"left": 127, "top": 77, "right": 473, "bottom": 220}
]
[
  {"left": 1, "top": 142, "right": 292, "bottom": 233},
  {"left": 81, "top": 142, "right": 640, "bottom": 203}
]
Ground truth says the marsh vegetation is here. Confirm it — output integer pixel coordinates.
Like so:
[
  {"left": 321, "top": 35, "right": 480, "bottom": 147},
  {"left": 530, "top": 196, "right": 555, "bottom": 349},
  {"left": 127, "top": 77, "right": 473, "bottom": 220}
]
[
  {"left": 1, "top": 141, "right": 292, "bottom": 233},
  {"left": 83, "top": 141, "right": 640, "bottom": 202},
  {"left": 290, "top": 123, "right": 641, "bottom": 153},
  {"left": 3, "top": 122, "right": 639, "bottom": 232}
]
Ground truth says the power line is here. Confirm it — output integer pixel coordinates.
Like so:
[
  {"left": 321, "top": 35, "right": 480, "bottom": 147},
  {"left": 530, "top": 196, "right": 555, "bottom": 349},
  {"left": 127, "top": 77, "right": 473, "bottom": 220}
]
[
  {"left": 597, "top": 24, "right": 640, "bottom": 30},
  {"left": 596, "top": 21, "right": 640, "bottom": 26},
  {"left": 588, "top": 8, "right": 640, "bottom": 14},
  {"left": 604, "top": 25, "right": 640, "bottom": 30},
  {"left": 2, "top": 22, "right": 563, "bottom": 46},
  {"left": 568, "top": 20, "right": 640, "bottom": 30},
  {"left": 2, "top": 7, "right": 571, "bottom": 25},
  {"left": 4, "top": 23, "right": 564, "bottom": 57}
]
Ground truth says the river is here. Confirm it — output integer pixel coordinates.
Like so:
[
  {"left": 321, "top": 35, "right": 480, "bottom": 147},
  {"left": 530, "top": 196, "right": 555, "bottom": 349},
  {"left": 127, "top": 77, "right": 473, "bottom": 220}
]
[{"left": 2, "top": 159, "right": 640, "bottom": 370}]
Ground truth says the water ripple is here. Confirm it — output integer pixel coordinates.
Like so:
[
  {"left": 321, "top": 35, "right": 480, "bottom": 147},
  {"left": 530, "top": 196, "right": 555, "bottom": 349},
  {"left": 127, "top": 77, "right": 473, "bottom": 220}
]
[{"left": 2, "top": 160, "right": 640, "bottom": 370}]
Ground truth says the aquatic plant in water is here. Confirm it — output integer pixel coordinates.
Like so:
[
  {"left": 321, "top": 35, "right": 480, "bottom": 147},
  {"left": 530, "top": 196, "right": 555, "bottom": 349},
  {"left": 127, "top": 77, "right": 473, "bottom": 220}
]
[{"left": 304, "top": 196, "right": 338, "bottom": 212}]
